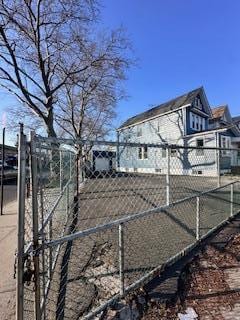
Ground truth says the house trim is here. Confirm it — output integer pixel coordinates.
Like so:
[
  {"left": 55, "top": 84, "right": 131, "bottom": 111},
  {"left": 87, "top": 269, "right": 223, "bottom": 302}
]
[{"left": 184, "top": 127, "right": 229, "bottom": 138}]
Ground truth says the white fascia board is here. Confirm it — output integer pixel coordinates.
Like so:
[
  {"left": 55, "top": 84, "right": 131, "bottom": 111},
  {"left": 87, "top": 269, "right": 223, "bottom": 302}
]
[
  {"left": 191, "top": 108, "right": 210, "bottom": 117},
  {"left": 184, "top": 127, "right": 228, "bottom": 138},
  {"left": 117, "top": 104, "right": 191, "bottom": 132}
]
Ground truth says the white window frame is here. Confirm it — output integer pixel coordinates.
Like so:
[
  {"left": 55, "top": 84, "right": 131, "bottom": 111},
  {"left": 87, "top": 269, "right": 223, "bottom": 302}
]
[
  {"left": 138, "top": 146, "right": 148, "bottom": 160},
  {"left": 191, "top": 113, "right": 195, "bottom": 129},
  {"left": 191, "top": 112, "right": 205, "bottom": 132},
  {"left": 221, "top": 136, "right": 231, "bottom": 156}
]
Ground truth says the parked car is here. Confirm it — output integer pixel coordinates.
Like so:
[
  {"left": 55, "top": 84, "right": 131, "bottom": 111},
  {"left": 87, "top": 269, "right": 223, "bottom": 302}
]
[
  {"left": 6, "top": 156, "right": 18, "bottom": 168},
  {"left": 0, "top": 165, "right": 18, "bottom": 181}
]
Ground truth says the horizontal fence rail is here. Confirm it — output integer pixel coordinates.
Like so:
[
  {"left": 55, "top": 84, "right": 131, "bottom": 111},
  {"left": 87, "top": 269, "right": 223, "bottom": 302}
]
[
  {"left": 43, "top": 180, "right": 240, "bottom": 248},
  {"left": 36, "top": 134, "right": 240, "bottom": 151},
  {"left": 17, "top": 132, "right": 240, "bottom": 320}
]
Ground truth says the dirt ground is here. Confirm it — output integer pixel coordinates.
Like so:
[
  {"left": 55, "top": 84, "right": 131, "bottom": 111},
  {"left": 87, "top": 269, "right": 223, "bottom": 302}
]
[
  {"left": 0, "top": 184, "right": 17, "bottom": 320},
  {"left": 143, "top": 233, "right": 240, "bottom": 320}
]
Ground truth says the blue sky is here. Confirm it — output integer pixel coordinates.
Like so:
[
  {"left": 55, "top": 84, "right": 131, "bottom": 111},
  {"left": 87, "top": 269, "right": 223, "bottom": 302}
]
[
  {"left": 101, "top": 0, "right": 240, "bottom": 128},
  {"left": 1, "top": 0, "right": 240, "bottom": 144}
]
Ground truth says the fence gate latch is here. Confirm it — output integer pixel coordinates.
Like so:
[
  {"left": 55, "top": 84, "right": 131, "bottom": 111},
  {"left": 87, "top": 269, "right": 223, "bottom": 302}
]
[{"left": 23, "top": 254, "right": 34, "bottom": 286}]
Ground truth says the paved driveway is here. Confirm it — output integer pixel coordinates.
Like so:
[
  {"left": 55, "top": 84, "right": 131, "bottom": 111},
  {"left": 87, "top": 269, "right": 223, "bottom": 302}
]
[
  {"left": 77, "top": 174, "right": 220, "bottom": 230},
  {"left": 43, "top": 174, "right": 240, "bottom": 319}
]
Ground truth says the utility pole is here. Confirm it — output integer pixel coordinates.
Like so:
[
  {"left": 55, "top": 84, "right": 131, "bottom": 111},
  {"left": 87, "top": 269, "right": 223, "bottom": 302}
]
[{"left": 0, "top": 127, "right": 5, "bottom": 216}]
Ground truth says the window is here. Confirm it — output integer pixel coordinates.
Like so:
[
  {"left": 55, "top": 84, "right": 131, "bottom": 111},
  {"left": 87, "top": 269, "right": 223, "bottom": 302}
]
[
  {"left": 197, "top": 139, "right": 204, "bottom": 147},
  {"left": 222, "top": 137, "right": 226, "bottom": 148},
  {"left": 196, "top": 139, "right": 204, "bottom": 156},
  {"left": 221, "top": 136, "right": 230, "bottom": 155},
  {"left": 194, "top": 97, "right": 202, "bottom": 109},
  {"left": 192, "top": 169, "right": 203, "bottom": 175},
  {"left": 202, "top": 118, "right": 205, "bottom": 130},
  {"left": 195, "top": 97, "right": 199, "bottom": 107},
  {"left": 137, "top": 127, "right": 142, "bottom": 137},
  {"left": 170, "top": 149, "right": 177, "bottom": 157},
  {"left": 162, "top": 148, "right": 166, "bottom": 158},
  {"left": 143, "top": 146, "right": 148, "bottom": 159},
  {"left": 138, "top": 147, "right": 142, "bottom": 159},
  {"left": 191, "top": 112, "right": 205, "bottom": 131},
  {"left": 192, "top": 113, "right": 195, "bottom": 129},
  {"left": 200, "top": 118, "right": 203, "bottom": 131},
  {"left": 227, "top": 139, "right": 230, "bottom": 149},
  {"left": 196, "top": 116, "right": 199, "bottom": 130},
  {"left": 138, "top": 146, "right": 148, "bottom": 159}
]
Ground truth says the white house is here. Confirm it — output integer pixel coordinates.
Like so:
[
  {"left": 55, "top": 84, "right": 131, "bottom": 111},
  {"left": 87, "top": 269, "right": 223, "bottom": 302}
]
[{"left": 117, "top": 87, "right": 240, "bottom": 176}]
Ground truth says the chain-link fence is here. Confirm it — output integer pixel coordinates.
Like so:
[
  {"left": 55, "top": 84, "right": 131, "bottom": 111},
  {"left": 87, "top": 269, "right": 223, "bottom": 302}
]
[{"left": 16, "top": 130, "right": 240, "bottom": 320}]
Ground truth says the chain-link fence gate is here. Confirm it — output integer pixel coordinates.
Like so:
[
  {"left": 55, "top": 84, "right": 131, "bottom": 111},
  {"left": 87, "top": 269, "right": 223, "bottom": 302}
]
[{"left": 16, "top": 128, "right": 240, "bottom": 319}]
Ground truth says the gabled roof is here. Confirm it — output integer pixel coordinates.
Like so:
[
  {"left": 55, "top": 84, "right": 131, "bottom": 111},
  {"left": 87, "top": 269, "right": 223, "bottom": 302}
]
[
  {"left": 118, "top": 87, "right": 206, "bottom": 129},
  {"left": 211, "top": 105, "right": 227, "bottom": 120}
]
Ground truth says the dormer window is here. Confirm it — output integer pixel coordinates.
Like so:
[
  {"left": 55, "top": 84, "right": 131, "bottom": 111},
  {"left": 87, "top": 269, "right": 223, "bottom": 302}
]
[{"left": 194, "top": 97, "right": 202, "bottom": 109}]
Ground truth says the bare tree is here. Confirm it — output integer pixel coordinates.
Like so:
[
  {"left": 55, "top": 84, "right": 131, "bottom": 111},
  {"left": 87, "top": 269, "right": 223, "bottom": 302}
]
[
  {"left": 53, "top": 28, "right": 133, "bottom": 190},
  {"left": 0, "top": 0, "right": 98, "bottom": 137},
  {"left": 55, "top": 28, "right": 132, "bottom": 142}
]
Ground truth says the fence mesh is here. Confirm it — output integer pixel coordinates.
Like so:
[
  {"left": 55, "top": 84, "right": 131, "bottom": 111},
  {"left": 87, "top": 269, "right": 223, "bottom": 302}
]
[{"left": 17, "top": 134, "right": 240, "bottom": 320}]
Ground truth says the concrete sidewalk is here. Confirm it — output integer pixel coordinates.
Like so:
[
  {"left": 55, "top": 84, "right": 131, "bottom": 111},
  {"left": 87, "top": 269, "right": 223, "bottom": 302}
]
[{"left": 0, "top": 185, "right": 18, "bottom": 320}]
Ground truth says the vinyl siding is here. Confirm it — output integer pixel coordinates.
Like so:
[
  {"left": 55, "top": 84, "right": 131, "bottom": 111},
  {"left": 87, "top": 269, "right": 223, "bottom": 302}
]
[{"left": 118, "top": 110, "right": 184, "bottom": 174}]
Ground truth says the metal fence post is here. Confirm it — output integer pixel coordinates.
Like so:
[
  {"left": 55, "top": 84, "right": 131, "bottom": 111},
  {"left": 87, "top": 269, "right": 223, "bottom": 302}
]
[
  {"left": 0, "top": 127, "right": 5, "bottom": 216},
  {"left": 230, "top": 183, "right": 234, "bottom": 217},
  {"left": 119, "top": 223, "right": 125, "bottom": 296},
  {"left": 196, "top": 196, "right": 200, "bottom": 240},
  {"left": 66, "top": 183, "right": 70, "bottom": 216},
  {"left": 69, "top": 152, "right": 72, "bottom": 180},
  {"left": 38, "top": 146, "right": 46, "bottom": 320},
  {"left": 117, "top": 131, "right": 120, "bottom": 169},
  {"left": 60, "top": 150, "right": 63, "bottom": 191},
  {"left": 217, "top": 149, "right": 221, "bottom": 188},
  {"left": 16, "top": 124, "right": 26, "bottom": 320},
  {"left": 30, "top": 131, "right": 41, "bottom": 320},
  {"left": 166, "top": 146, "right": 170, "bottom": 206},
  {"left": 216, "top": 133, "right": 221, "bottom": 187}
]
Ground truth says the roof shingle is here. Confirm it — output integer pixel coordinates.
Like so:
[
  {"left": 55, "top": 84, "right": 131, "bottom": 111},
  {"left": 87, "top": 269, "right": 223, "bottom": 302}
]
[
  {"left": 211, "top": 105, "right": 227, "bottom": 120},
  {"left": 118, "top": 87, "right": 203, "bottom": 129}
]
